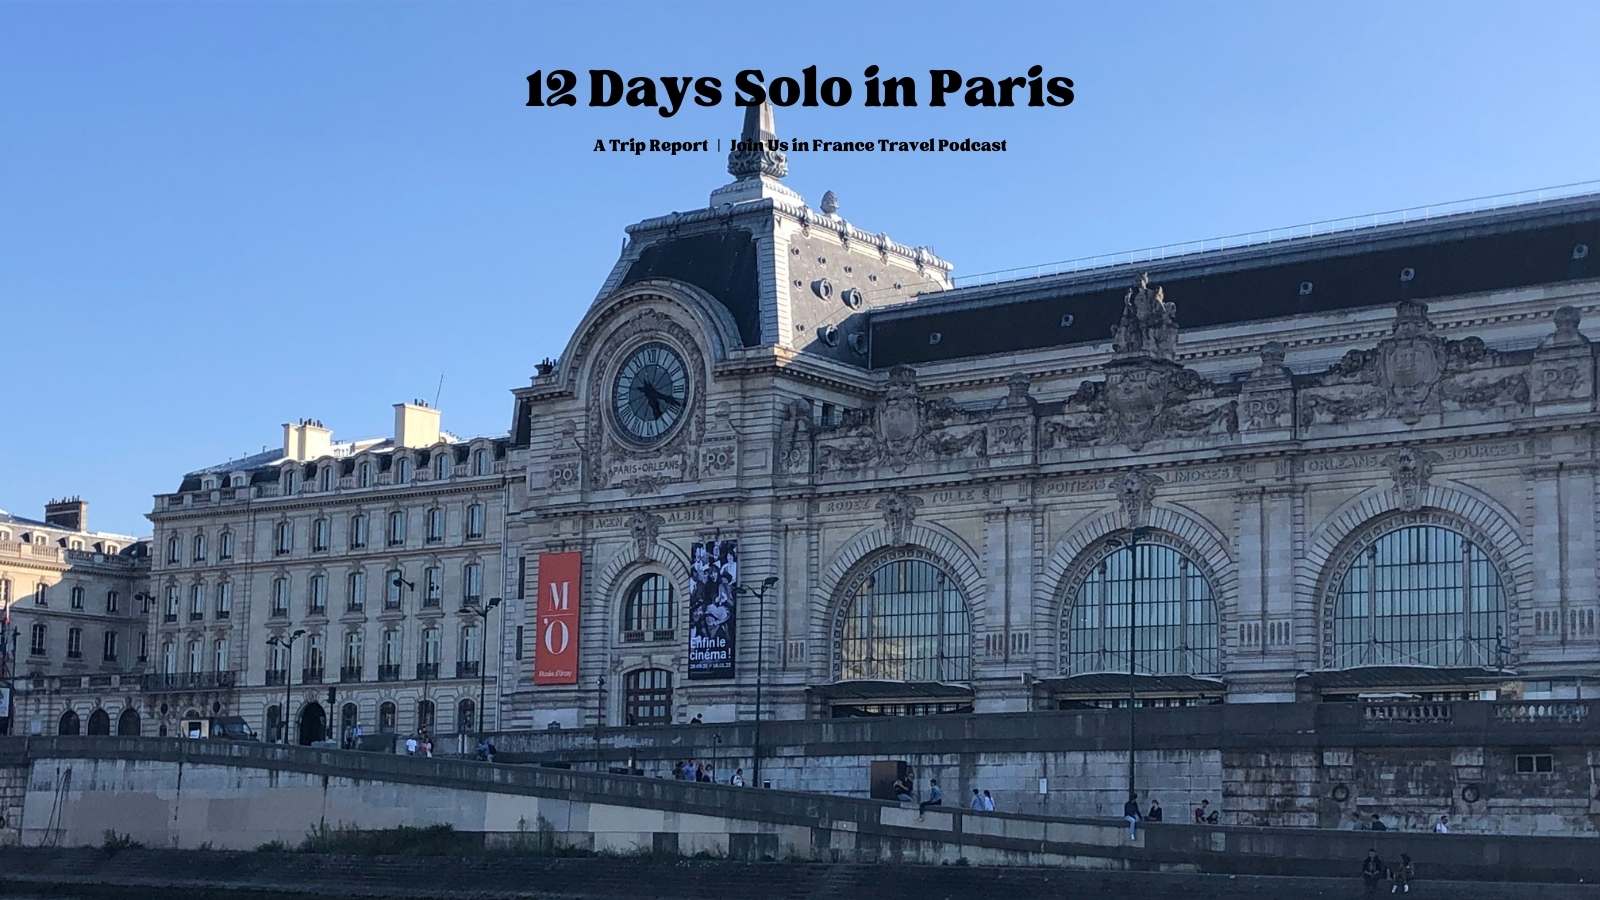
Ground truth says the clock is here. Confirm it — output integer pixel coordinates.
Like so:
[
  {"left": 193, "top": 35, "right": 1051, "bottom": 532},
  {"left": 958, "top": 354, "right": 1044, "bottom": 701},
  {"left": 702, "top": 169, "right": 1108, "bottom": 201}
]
[{"left": 611, "top": 341, "right": 690, "bottom": 445}]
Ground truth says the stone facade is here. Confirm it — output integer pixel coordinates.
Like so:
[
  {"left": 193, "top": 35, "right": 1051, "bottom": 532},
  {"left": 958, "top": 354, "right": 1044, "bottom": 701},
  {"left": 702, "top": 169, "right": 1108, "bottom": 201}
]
[
  {"left": 501, "top": 105, "right": 1600, "bottom": 732},
  {"left": 144, "top": 403, "right": 511, "bottom": 745},
  {"left": 0, "top": 499, "right": 149, "bottom": 738}
]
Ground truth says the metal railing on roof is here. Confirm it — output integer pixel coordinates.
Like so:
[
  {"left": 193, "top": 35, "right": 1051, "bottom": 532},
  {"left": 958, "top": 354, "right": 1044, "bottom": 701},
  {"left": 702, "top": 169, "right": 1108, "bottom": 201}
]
[{"left": 948, "top": 179, "right": 1600, "bottom": 291}]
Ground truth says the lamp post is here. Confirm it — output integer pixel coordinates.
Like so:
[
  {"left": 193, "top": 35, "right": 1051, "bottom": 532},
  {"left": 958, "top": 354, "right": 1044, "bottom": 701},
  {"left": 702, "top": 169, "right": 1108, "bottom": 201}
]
[
  {"left": 2, "top": 624, "right": 18, "bottom": 736},
  {"left": 734, "top": 575, "right": 779, "bottom": 788},
  {"left": 459, "top": 597, "right": 502, "bottom": 738},
  {"left": 266, "top": 629, "right": 306, "bottom": 745},
  {"left": 1103, "top": 527, "right": 1148, "bottom": 801}
]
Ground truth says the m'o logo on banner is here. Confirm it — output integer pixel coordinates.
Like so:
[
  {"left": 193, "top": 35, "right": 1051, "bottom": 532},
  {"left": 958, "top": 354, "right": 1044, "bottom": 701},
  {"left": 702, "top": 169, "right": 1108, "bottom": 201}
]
[{"left": 534, "top": 551, "right": 582, "bottom": 685}]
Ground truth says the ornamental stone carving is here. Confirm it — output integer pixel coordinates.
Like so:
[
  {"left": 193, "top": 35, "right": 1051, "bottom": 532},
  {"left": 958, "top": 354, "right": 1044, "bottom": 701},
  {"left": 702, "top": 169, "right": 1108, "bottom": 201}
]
[
  {"left": 1112, "top": 470, "right": 1161, "bottom": 527},
  {"left": 1385, "top": 446, "right": 1441, "bottom": 512},
  {"left": 629, "top": 510, "right": 664, "bottom": 556},
  {"left": 582, "top": 305, "right": 707, "bottom": 492},
  {"left": 877, "top": 491, "right": 925, "bottom": 546},
  {"left": 815, "top": 366, "right": 987, "bottom": 474},
  {"left": 1112, "top": 273, "right": 1179, "bottom": 360}
]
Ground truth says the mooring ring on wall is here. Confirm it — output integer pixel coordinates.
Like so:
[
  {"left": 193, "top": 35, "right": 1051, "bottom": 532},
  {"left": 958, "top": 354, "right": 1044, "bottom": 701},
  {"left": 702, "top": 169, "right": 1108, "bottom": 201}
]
[
  {"left": 1330, "top": 783, "right": 1350, "bottom": 803},
  {"left": 1461, "top": 784, "right": 1481, "bottom": 804}
]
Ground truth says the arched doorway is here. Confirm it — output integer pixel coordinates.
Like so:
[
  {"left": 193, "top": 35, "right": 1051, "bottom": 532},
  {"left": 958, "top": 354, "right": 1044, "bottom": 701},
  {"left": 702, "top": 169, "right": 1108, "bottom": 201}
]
[
  {"left": 58, "top": 710, "right": 80, "bottom": 735},
  {"left": 87, "top": 709, "right": 111, "bottom": 735},
  {"left": 457, "top": 698, "right": 476, "bottom": 734},
  {"left": 378, "top": 701, "right": 396, "bottom": 733},
  {"left": 297, "top": 702, "right": 326, "bottom": 745},
  {"left": 416, "top": 699, "right": 435, "bottom": 733},
  {"left": 340, "top": 702, "right": 358, "bottom": 747},
  {"left": 117, "top": 708, "right": 141, "bottom": 736}
]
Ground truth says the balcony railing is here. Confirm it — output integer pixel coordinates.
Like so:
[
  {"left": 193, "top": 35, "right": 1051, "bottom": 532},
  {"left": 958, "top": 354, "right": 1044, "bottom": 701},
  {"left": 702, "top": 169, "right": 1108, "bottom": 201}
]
[
  {"left": 340, "top": 665, "right": 363, "bottom": 683},
  {"left": 377, "top": 664, "right": 400, "bottom": 682},
  {"left": 142, "top": 671, "right": 237, "bottom": 692},
  {"left": 422, "top": 596, "right": 441, "bottom": 608},
  {"left": 301, "top": 667, "right": 324, "bottom": 684},
  {"left": 456, "top": 661, "right": 480, "bottom": 678},
  {"left": 265, "top": 669, "right": 287, "bottom": 686},
  {"left": 1495, "top": 701, "right": 1589, "bottom": 724},
  {"left": 416, "top": 662, "right": 439, "bottom": 680}
]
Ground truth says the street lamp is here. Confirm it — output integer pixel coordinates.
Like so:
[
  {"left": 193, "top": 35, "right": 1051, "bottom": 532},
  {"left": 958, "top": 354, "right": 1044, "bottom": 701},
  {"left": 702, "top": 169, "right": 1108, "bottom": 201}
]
[
  {"left": 266, "top": 629, "right": 306, "bottom": 745},
  {"left": 2, "top": 624, "right": 18, "bottom": 736},
  {"left": 458, "top": 597, "right": 502, "bottom": 739},
  {"left": 733, "top": 575, "right": 779, "bottom": 787},
  {"left": 1103, "top": 527, "right": 1149, "bottom": 801}
]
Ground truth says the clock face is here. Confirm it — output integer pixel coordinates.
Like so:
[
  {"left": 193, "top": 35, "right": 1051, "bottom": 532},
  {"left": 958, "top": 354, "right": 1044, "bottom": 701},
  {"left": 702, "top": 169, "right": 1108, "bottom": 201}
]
[{"left": 611, "top": 342, "right": 689, "bottom": 445}]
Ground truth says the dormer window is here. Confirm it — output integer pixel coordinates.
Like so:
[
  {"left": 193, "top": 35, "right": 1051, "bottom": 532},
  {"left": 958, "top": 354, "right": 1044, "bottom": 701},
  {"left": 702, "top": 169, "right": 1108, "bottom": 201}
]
[
  {"left": 317, "top": 467, "right": 333, "bottom": 492},
  {"left": 472, "top": 448, "right": 490, "bottom": 476},
  {"left": 281, "top": 469, "right": 296, "bottom": 495},
  {"left": 395, "top": 456, "right": 412, "bottom": 483},
  {"left": 357, "top": 462, "right": 372, "bottom": 488},
  {"left": 433, "top": 452, "right": 450, "bottom": 480}
]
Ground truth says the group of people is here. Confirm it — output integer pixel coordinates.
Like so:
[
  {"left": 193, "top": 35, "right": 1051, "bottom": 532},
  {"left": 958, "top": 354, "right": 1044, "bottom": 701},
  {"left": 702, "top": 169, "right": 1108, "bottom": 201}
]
[
  {"left": 968, "top": 789, "right": 997, "bottom": 812},
  {"left": 1122, "top": 795, "right": 1219, "bottom": 839},
  {"left": 475, "top": 737, "right": 497, "bottom": 762},
  {"left": 1354, "top": 812, "right": 1452, "bottom": 833},
  {"left": 674, "top": 759, "right": 746, "bottom": 786},
  {"left": 404, "top": 727, "right": 434, "bottom": 757},
  {"left": 339, "top": 722, "right": 365, "bottom": 750},
  {"left": 1362, "top": 849, "right": 1417, "bottom": 895}
]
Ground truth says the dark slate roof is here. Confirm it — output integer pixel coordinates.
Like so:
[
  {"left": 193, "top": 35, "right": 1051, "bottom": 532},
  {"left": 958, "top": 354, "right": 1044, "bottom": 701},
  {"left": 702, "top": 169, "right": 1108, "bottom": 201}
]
[
  {"left": 867, "top": 194, "right": 1600, "bottom": 368},
  {"left": 621, "top": 231, "right": 762, "bottom": 346},
  {"left": 1297, "top": 665, "right": 1514, "bottom": 691},
  {"left": 809, "top": 680, "right": 975, "bottom": 701},
  {"left": 1039, "top": 673, "right": 1226, "bottom": 695}
]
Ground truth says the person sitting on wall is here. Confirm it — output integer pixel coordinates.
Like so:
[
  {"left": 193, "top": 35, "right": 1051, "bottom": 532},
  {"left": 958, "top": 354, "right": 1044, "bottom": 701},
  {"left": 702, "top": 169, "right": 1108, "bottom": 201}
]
[
  {"left": 1369, "top": 813, "right": 1388, "bottom": 832},
  {"left": 1123, "top": 793, "right": 1143, "bottom": 840},
  {"left": 1147, "top": 798, "right": 1163, "bottom": 822},
  {"left": 1432, "top": 815, "right": 1450, "bottom": 834},
  {"left": 918, "top": 778, "right": 944, "bottom": 816},
  {"left": 1361, "top": 848, "right": 1387, "bottom": 897},
  {"left": 1193, "top": 799, "right": 1210, "bottom": 823},
  {"left": 893, "top": 775, "right": 914, "bottom": 803},
  {"left": 1390, "top": 852, "right": 1414, "bottom": 894}
]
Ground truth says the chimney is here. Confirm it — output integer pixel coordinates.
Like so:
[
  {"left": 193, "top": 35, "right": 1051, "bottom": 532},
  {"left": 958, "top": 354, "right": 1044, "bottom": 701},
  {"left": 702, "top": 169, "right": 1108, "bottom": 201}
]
[
  {"left": 44, "top": 497, "right": 88, "bottom": 533},
  {"left": 394, "top": 400, "right": 441, "bottom": 449},
  {"left": 281, "top": 418, "right": 333, "bottom": 462}
]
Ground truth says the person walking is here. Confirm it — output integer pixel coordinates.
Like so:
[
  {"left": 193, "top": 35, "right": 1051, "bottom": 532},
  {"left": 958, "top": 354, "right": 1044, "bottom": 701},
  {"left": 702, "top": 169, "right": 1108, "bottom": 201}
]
[
  {"left": 1123, "top": 793, "right": 1143, "bottom": 841},
  {"left": 918, "top": 778, "right": 944, "bottom": 815},
  {"left": 731, "top": 768, "right": 745, "bottom": 787},
  {"left": 981, "top": 790, "right": 995, "bottom": 812},
  {"left": 1432, "top": 814, "right": 1450, "bottom": 833},
  {"left": 1390, "top": 852, "right": 1414, "bottom": 894},
  {"left": 971, "top": 789, "right": 984, "bottom": 810},
  {"left": 1147, "top": 798, "right": 1163, "bottom": 822},
  {"left": 405, "top": 735, "right": 418, "bottom": 756},
  {"left": 1361, "top": 848, "right": 1387, "bottom": 897}
]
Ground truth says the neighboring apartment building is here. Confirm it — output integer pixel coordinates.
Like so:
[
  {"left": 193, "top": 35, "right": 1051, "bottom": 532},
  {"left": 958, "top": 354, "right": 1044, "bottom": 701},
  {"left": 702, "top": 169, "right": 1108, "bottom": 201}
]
[
  {"left": 0, "top": 498, "right": 150, "bottom": 736},
  {"left": 146, "top": 402, "right": 510, "bottom": 745}
]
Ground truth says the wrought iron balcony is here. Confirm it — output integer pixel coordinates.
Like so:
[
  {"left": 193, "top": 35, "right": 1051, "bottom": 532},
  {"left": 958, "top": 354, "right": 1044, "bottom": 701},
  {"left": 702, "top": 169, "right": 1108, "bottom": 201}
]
[
  {"left": 265, "top": 669, "right": 287, "bottom": 686},
  {"left": 456, "top": 661, "right": 480, "bottom": 678},
  {"left": 340, "top": 665, "right": 362, "bottom": 683},
  {"left": 301, "top": 667, "right": 324, "bottom": 684},
  {"left": 377, "top": 664, "right": 400, "bottom": 682},
  {"left": 142, "top": 671, "right": 237, "bottom": 692},
  {"left": 415, "top": 662, "right": 439, "bottom": 680}
]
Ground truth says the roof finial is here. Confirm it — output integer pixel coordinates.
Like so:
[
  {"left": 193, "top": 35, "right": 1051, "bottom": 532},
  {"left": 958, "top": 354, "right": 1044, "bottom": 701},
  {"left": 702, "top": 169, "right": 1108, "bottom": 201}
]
[{"left": 727, "top": 100, "right": 787, "bottom": 180}]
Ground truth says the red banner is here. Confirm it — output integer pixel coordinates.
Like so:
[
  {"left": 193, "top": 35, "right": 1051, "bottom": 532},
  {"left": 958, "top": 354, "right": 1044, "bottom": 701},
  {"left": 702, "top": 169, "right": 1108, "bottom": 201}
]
[{"left": 534, "top": 551, "right": 582, "bottom": 685}]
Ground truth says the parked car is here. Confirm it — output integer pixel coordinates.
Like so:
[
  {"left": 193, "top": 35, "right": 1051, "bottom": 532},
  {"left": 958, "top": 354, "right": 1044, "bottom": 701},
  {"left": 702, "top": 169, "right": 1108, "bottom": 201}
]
[{"left": 178, "top": 715, "right": 258, "bottom": 741}]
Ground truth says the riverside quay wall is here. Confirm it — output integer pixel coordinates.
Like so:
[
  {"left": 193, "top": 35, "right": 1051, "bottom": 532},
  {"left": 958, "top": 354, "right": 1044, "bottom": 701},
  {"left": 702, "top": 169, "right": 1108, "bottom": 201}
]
[
  {"left": 490, "top": 699, "right": 1600, "bottom": 835},
  {"left": 2, "top": 737, "right": 1600, "bottom": 885}
]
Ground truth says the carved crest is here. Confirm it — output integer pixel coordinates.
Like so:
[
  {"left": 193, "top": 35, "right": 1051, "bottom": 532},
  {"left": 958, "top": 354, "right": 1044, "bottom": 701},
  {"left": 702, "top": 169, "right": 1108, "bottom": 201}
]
[
  {"left": 878, "top": 366, "right": 923, "bottom": 467},
  {"left": 1112, "top": 273, "right": 1179, "bottom": 360},
  {"left": 1384, "top": 446, "right": 1440, "bottom": 512},
  {"left": 628, "top": 510, "right": 664, "bottom": 557},
  {"left": 1374, "top": 301, "right": 1448, "bottom": 424},
  {"left": 1111, "top": 470, "right": 1161, "bottom": 527},
  {"left": 877, "top": 491, "right": 925, "bottom": 546}
]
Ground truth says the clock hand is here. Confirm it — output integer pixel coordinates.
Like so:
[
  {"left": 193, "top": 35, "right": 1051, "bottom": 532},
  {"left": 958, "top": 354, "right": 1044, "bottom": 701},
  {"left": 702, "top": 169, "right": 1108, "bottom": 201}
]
[{"left": 637, "top": 383, "right": 664, "bottom": 418}]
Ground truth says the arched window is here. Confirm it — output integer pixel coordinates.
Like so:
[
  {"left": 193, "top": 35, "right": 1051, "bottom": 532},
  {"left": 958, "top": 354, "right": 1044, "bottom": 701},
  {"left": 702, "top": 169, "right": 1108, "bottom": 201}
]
[
  {"left": 349, "top": 514, "right": 368, "bottom": 550},
  {"left": 394, "top": 455, "right": 412, "bottom": 484},
  {"left": 308, "top": 574, "right": 327, "bottom": 614},
  {"left": 1329, "top": 524, "right": 1508, "bottom": 668},
  {"left": 166, "top": 535, "right": 180, "bottom": 564},
  {"left": 837, "top": 554, "right": 972, "bottom": 682},
  {"left": 312, "top": 517, "right": 329, "bottom": 551},
  {"left": 213, "top": 638, "right": 228, "bottom": 672},
  {"left": 59, "top": 710, "right": 81, "bottom": 736},
  {"left": 624, "top": 669, "right": 673, "bottom": 726},
  {"left": 281, "top": 468, "right": 297, "bottom": 495},
  {"left": 271, "top": 577, "right": 289, "bottom": 616},
  {"left": 466, "top": 503, "right": 485, "bottom": 539},
  {"left": 218, "top": 530, "right": 234, "bottom": 560},
  {"left": 192, "top": 533, "right": 207, "bottom": 562},
  {"left": 387, "top": 510, "right": 406, "bottom": 546},
  {"left": 462, "top": 562, "right": 482, "bottom": 603},
  {"left": 426, "top": 508, "right": 444, "bottom": 542},
  {"left": 117, "top": 708, "right": 141, "bottom": 736},
  {"left": 87, "top": 708, "right": 111, "bottom": 735},
  {"left": 378, "top": 701, "right": 397, "bottom": 733},
  {"left": 341, "top": 702, "right": 359, "bottom": 743},
  {"left": 1063, "top": 540, "right": 1220, "bottom": 676},
  {"left": 186, "top": 639, "right": 202, "bottom": 673},
  {"left": 622, "top": 573, "right": 675, "bottom": 640},
  {"left": 458, "top": 698, "right": 476, "bottom": 733},
  {"left": 317, "top": 466, "right": 333, "bottom": 492},
  {"left": 433, "top": 452, "right": 450, "bottom": 480},
  {"left": 274, "top": 520, "right": 293, "bottom": 554},
  {"left": 472, "top": 448, "right": 490, "bottom": 476},
  {"left": 70, "top": 586, "right": 84, "bottom": 609}
]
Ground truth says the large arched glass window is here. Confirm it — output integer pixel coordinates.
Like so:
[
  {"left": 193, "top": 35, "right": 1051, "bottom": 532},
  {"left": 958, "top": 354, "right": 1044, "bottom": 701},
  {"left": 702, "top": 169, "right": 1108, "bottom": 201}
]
[
  {"left": 1330, "top": 524, "right": 1508, "bottom": 668},
  {"left": 1063, "top": 541, "right": 1220, "bottom": 676},
  {"left": 837, "top": 554, "right": 971, "bottom": 683},
  {"left": 622, "top": 573, "right": 675, "bottom": 640}
]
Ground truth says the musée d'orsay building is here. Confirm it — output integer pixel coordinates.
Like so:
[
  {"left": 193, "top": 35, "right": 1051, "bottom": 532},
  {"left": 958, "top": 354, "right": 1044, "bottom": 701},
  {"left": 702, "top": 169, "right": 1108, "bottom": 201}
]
[
  {"left": 500, "top": 105, "right": 1600, "bottom": 731},
  {"left": 143, "top": 104, "right": 1600, "bottom": 744}
]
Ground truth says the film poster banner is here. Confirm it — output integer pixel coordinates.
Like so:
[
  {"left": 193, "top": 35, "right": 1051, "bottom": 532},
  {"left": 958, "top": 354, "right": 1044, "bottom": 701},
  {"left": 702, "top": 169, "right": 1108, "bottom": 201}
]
[
  {"left": 534, "top": 551, "right": 582, "bottom": 685},
  {"left": 687, "top": 538, "right": 737, "bottom": 680}
]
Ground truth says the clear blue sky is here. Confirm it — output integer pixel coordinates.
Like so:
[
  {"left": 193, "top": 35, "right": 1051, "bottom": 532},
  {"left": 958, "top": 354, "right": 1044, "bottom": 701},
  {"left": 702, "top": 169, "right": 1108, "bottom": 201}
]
[{"left": 3, "top": 1, "right": 1598, "bottom": 535}]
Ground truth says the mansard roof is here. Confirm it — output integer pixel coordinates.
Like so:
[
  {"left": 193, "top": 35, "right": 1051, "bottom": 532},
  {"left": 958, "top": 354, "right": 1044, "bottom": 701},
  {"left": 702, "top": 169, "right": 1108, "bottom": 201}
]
[{"left": 867, "top": 192, "right": 1600, "bottom": 369}]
